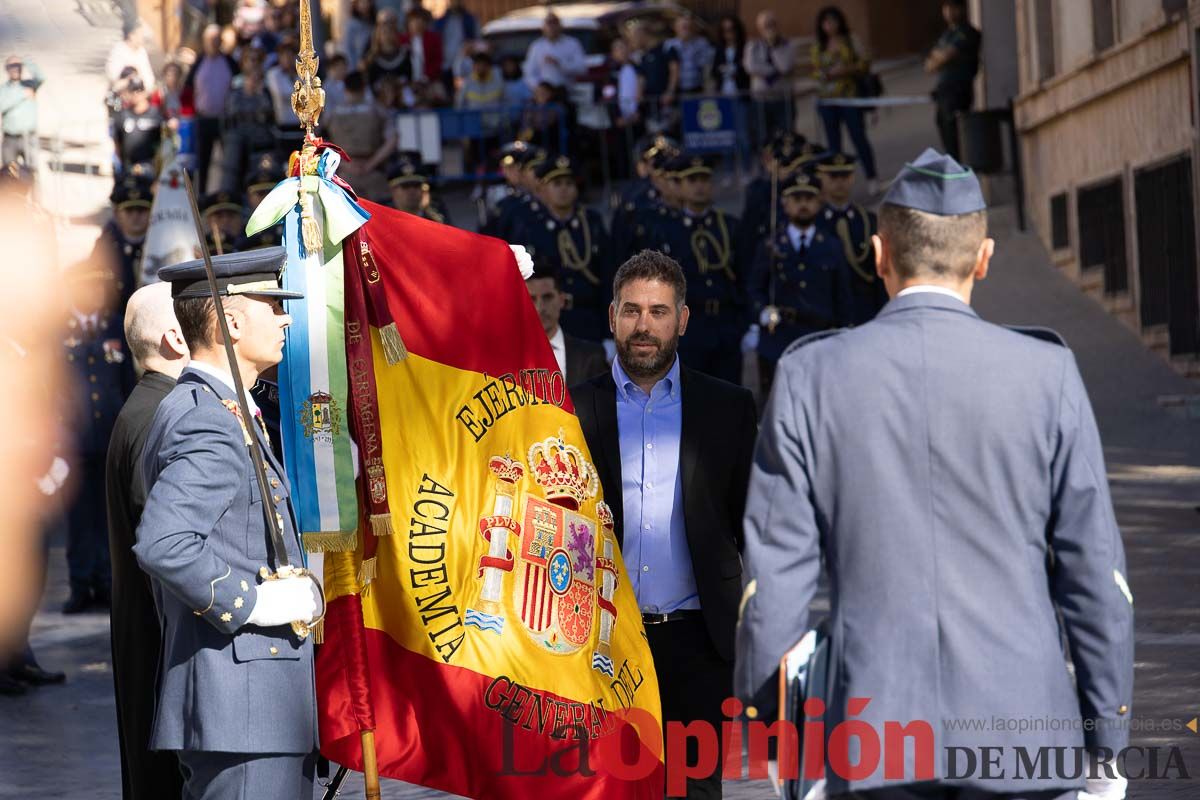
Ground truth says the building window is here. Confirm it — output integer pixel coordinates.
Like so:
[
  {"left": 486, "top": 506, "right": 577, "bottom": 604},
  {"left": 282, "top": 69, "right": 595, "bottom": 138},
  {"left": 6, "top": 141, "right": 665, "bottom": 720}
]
[
  {"left": 1092, "top": 0, "right": 1115, "bottom": 53},
  {"left": 1077, "top": 178, "right": 1127, "bottom": 294},
  {"left": 1033, "top": 0, "right": 1056, "bottom": 81},
  {"left": 1050, "top": 193, "right": 1070, "bottom": 250},
  {"left": 1136, "top": 156, "right": 1199, "bottom": 355}
]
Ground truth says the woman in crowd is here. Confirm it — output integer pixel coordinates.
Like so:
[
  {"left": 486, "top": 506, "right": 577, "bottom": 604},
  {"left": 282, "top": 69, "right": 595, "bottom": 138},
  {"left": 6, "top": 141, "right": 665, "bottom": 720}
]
[
  {"left": 811, "top": 5, "right": 878, "bottom": 193},
  {"left": 364, "top": 9, "right": 409, "bottom": 89}
]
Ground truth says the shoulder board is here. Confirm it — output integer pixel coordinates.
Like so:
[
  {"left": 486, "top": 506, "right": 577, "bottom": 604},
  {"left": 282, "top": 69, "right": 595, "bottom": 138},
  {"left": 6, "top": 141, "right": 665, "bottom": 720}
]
[
  {"left": 780, "top": 328, "right": 846, "bottom": 359},
  {"left": 1004, "top": 325, "right": 1067, "bottom": 347}
]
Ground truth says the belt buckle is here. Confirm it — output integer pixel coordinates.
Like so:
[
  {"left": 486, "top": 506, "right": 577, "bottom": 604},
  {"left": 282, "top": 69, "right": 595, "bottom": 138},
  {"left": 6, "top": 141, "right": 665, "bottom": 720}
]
[{"left": 642, "top": 612, "right": 669, "bottom": 625}]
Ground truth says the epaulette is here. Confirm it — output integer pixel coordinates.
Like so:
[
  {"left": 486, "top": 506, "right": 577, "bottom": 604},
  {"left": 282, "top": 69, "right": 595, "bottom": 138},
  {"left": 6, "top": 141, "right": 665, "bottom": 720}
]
[
  {"left": 780, "top": 328, "right": 846, "bottom": 360},
  {"left": 1005, "top": 325, "right": 1067, "bottom": 347}
]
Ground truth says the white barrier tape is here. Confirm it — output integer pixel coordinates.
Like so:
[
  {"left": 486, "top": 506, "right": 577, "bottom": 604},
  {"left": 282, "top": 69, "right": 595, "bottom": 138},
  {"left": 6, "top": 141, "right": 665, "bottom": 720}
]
[{"left": 816, "top": 96, "right": 934, "bottom": 108}]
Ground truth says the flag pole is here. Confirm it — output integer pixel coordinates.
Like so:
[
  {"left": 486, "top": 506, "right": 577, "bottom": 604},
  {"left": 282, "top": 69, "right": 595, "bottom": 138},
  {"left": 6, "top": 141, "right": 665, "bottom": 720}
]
[{"left": 291, "top": 0, "right": 381, "bottom": 797}]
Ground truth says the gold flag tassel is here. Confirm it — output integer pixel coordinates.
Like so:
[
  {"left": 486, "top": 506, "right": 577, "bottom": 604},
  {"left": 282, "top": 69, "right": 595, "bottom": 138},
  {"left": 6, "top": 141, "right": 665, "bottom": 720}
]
[
  {"left": 303, "top": 530, "right": 358, "bottom": 553},
  {"left": 369, "top": 513, "right": 393, "bottom": 536},
  {"left": 310, "top": 619, "right": 324, "bottom": 644},
  {"left": 379, "top": 322, "right": 408, "bottom": 364},
  {"left": 357, "top": 556, "right": 378, "bottom": 590}
]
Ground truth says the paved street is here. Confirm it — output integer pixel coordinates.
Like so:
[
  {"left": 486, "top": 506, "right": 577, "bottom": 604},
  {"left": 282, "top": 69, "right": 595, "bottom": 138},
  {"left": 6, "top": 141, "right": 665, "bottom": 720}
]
[{"left": 1, "top": 1, "right": 1198, "bottom": 798}]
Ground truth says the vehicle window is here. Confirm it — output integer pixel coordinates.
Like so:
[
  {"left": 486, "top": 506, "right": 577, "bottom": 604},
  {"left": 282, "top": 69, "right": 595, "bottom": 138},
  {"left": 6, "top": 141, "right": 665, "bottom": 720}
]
[{"left": 485, "top": 27, "right": 601, "bottom": 62}]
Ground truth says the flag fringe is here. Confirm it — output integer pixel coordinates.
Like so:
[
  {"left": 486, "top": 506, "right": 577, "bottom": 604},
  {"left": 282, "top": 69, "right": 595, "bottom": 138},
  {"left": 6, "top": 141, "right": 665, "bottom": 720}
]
[
  {"left": 303, "top": 530, "right": 358, "bottom": 553},
  {"left": 380, "top": 323, "right": 408, "bottom": 364},
  {"left": 358, "top": 556, "right": 378, "bottom": 590},
  {"left": 369, "top": 513, "right": 393, "bottom": 536},
  {"left": 310, "top": 619, "right": 324, "bottom": 644}
]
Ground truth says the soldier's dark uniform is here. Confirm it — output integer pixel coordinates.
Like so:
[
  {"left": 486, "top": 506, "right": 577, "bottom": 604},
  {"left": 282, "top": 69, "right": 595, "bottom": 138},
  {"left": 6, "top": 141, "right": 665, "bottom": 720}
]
[
  {"left": 488, "top": 147, "right": 548, "bottom": 242},
  {"left": 512, "top": 155, "right": 614, "bottom": 343},
  {"left": 817, "top": 151, "right": 888, "bottom": 324},
  {"left": 63, "top": 266, "right": 135, "bottom": 611},
  {"left": 614, "top": 144, "right": 681, "bottom": 265},
  {"left": 655, "top": 153, "right": 744, "bottom": 383},
  {"left": 480, "top": 141, "right": 529, "bottom": 236},
  {"left": 610, "top": 135, "right": 678, "bottom": 259},
  {"left": 89, "top": 178, "right": 153, "bottom": 308},
  {"left": 749, "top": 172, "right": 852, "bottom": 393},
  {"left": 386, "top": 153, "right": 451, "bottom": 224}
]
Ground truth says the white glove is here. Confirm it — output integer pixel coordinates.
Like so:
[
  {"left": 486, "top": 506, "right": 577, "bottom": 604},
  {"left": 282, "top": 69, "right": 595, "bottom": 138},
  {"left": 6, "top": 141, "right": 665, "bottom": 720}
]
[
  {"left": 741, "top": 324, "right": 760, "bottom": 353},
  {"left": 1079, "top": 775, "right": 1128, "bottom": 800},
  {"left": 36, "top": 456, "right": 69, "bottom": 496},
  {"left": 602, "top": 338, "right": 616, "bottom": 363},
  {"left": 246, "top": 576, "right": 318, "bottom": 627},
  {"left": 509, "top": 244, "right": 534, "bottom": 279}
]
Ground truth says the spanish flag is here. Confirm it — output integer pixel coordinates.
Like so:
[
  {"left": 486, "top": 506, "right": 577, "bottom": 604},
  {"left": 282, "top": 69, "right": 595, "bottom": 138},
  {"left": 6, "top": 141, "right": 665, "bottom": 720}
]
[{"left": 318, "top": 200, "right": 664, "bottom": 798}]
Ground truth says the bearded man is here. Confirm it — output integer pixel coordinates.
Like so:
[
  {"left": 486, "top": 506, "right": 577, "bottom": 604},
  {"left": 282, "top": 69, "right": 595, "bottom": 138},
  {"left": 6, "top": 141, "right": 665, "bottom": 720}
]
[{"left": 570, "top": 248, "right": 757, "bottom": 800}]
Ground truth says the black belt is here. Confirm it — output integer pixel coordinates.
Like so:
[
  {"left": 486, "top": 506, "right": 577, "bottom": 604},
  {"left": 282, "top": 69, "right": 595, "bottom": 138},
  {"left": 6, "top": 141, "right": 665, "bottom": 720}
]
[{"left": 641, "top": 609, "right": 703, "bottom": 625}]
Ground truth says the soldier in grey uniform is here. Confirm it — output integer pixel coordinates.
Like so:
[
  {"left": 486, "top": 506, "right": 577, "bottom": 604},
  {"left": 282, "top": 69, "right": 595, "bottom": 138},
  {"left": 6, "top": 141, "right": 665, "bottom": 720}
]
[
  {"left": 134, "top": 247, "right": 320, "bottom": 799},
  {"left": 736, "top": 149, "right": 1133, "bottom": 799}
]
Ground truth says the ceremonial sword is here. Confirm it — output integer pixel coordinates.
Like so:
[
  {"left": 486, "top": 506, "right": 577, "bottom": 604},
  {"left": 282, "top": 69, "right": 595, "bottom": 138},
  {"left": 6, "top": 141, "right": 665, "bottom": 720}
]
[{"left": 180, "top": 170, "right": 324, "bottom": 639}]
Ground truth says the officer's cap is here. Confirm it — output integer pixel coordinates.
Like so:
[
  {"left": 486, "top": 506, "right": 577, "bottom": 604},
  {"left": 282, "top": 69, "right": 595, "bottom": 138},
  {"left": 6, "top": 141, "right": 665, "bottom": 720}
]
[
  {"left": 499, "top": 140, "right": 529, "bottom": 167},
  {"left": 638, "top": 134, "right": 679, "bottom": 162},
  {"left": 673, "top": 153, "right": 715, "bottom": 179},
  {"left": 817, "top": 151, "right": 857, "bottom": 174},
  {"left": 111, "top": 177, "right": 153, "bottom": 210},
  {"left": 202, "top": 190, "right": 244, "bottom": 217},
  {"left": 536, "top": 154, "right": 576, "bottom": 183},
  {"left": 388, "top": 152, "right": 426, "bottom": 187},
  {"left": 781, "top": 172, "right": 822, "bottom": 198},
  {"left": 246, "top": 153, "right": 282, "bottom": 194},
  {"left": 522, "top": 147, "right": 549, "bottom": 173},
  {"left": 159, "top": 246, "right": 304, "bottom": 300},
  {"left": 881, "top": 147, "right": 986, "bottom": 216}
]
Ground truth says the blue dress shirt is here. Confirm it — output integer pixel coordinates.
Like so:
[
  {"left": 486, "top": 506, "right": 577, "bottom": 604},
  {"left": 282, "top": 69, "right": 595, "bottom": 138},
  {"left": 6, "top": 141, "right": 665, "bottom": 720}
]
[{"left": 613, "top": 355, "right": 700, "bottom": 613}]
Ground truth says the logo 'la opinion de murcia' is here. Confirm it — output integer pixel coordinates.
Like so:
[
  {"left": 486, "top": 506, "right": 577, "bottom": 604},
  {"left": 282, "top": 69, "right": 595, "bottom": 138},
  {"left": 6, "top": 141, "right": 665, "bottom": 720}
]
[{"left": 464, "top": 434, "right": 620, "bottom": 677}]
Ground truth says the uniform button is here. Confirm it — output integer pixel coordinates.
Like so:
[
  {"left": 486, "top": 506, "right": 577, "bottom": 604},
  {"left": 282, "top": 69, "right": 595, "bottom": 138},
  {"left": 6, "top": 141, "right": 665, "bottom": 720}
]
[
  {"left": 706, "top": 279, "right": 713, "bottom": 287},
  {"left": 645, "top": 481, "right": 653, "bottom": 489},
  {"left": 1118, "top": 705, "right": 1128, "bottom": 715},
  {"left": 798, "top": 265, "right": 806, "bottom": 271},
  {"left": 645, "top": 443, "right": 653, "bottom": 450},
  {"left": 89, "top": 375, "right": 97, "bottom": 383},
  {"left": 269, "top": 646, "right": 279, "bottom": 656},
  {"left": 67, "top": 354, "right": 74, "bottom": 362},
  {"left": 799, "top": 281, "right": 807, "bottom": 288},
  {"left": 270, "top": 479, "right": 280, "bottom": 488},
  {"left": 93, "top": 411, "right": 102, "bottom": 419},
  {"left": 87, "top": 356, "right": 95, "bottom": 364},
  {"left": 91, "top": 392, "right": 99, "bottom": 401},
  {"left": 273, "top": 494, "right": 281, "bottom": 503},
  {"left": 643, "top": 523, "right": 651, "bottom": 530},
  {"left": 642, "top": 565, "right": 649, "bottom": 572}
]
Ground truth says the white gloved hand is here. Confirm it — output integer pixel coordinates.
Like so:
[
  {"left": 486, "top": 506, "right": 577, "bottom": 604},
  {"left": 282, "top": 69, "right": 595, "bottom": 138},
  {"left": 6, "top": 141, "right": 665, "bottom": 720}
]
[
  {"left": 509, "top": 244, "right": 534, "bottom": 279},
  {"left": 247, "top": 576, "right": 318, "bottom": 627},
  {"left": 36, "top": 456, "right": 70, "bottom": 496},
  {"left": 1079, "top": 775, "right": 1128, "bottom": 800},
  {"left": 741, "top": 324, "right": 760, "bottom": 353},
  {"left": 759, "top": 306, "right": 781, "bottom": 328}
]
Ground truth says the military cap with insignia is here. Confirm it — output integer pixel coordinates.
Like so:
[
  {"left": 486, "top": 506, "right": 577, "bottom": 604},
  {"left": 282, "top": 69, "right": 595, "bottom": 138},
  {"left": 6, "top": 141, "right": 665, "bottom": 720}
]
[
  {"left": 499, "top": 140, "right": 530, "bottom": 167},
  {"left": 201, "top": 190, "right": 244, "bottom": 216},
  {"left": 671, "top": 152, "right": 716, "bottom": 179},
  {"left": 245, "top": 153, "right": 282, "bottom": 194},
  {"left": 158, "top": 246, "right": 303, "bottom": 300},
  {"left": 651, "top": 144, "right": 681, "bottom": 174},
  {"left": 637, "top": 133, "right": 680, "bottom": 162},
  {"left": 388, "top": 151, "right": 427, "bottom": 187},
  {"left": 536, "top": 154, "right": 576, "bottom": 182},
  {"left": 521, "top": 146, "right": 549, "bottom": 173},
  {"left": 110, "top": 177, "right": 153, "bottom": 210},
  {"left": 781, "top": 171, "right": 822, "bottom": 197},
  {"left": 881, "top": 147, "right": 986, "bottom": 216},
  {"left": 817, "top": 151, "right": 858, "bottom": 175}
]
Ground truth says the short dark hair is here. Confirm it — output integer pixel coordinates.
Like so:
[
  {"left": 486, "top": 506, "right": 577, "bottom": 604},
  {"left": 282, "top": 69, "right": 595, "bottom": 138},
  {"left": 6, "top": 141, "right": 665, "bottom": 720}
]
[
  {"left": 878, "top": 204, "right": 987, "bottom": 281},
  {"left": 612, "top": 250, "right": 687, "bottom": 309},
  {"left": 527, "top": 261, "right": 561, "bottom": 290},
  {"left": 344, "top": 71, "right": 366, "bottom": 93},
  {"left": 174, "top": 296, "right": 216, "bottom": 351}
]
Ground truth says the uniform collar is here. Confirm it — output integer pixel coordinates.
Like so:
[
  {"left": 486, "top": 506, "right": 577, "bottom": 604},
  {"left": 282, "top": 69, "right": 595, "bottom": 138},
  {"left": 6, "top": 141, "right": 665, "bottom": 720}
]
[
  {"left": 877, "top": 287, "right": 977, "bottom": 320},
  {"left": 187, "top": 359, "right": 261, "bottom": 417}
]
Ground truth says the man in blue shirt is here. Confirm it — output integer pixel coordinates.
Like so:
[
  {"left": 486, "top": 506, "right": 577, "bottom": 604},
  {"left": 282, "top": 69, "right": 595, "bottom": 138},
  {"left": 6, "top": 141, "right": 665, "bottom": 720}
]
[
  {"left": 0, "top": 55, "right": 43, "bottom": 167},
  {"left": 572, "top": 249, "right": 757, "bottom": 799}
]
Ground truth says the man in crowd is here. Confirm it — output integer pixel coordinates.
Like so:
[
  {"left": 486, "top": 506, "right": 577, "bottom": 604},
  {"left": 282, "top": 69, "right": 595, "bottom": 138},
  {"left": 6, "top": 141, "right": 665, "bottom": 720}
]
[
  {"left": 631, "top": 19, "right": 679, "bottom": 122},
  {"left": 573, "top": 250, "right": 756, "bottom": 799},
  {"left": 387, "top": 152, "right": 446, "bottom": 223},
  {"left": 201, "top": 190, "right": 247, "bottom": 255},
  {"left": 511, "top": 154, "right": 613, "bottom": 343},
  {"left": 527, "top": 265, "right": 607, "bottom": 385},
  {"left": 434, "top": 0, "right": 479, "bottom": 92},
  {"left": 744, "top": 10, "right": 797, "bottom": 144},
  {"left": 666, "top": 14, "right": 714, "bottom": 96},
  {"left": 736, "top": 150, "right": 1133, "bottom": 799},
  {"left": 324, "top": 71, "right": 395, "bottom": 203},
  {"left": 522, "top": 13, "right": 586, "bottom": 98},
  {"left": 925, "top": 0, "right": 981, "bottom": 160},
  {"left": 817, "top": 150, "right": 887, "bottom": 324},
  {"left": 135, "top": 248, "right": 318, "bottom": 798},
  {"left": 185, "top": 25, "right": 238, "bottom": 194},
  {"left": 0, "top": 55, "right": 43, "bottom": 167},
  {"left": 106, "top": 20, "right": 156, "bottom": 94},
  {"left": 62, "top": 262, "right": 134, "bottom": 614},
  {"left": 105, "top": 282, "right": 189, "bottom": 800},
  {"left": 655, "top": 152, "right": 742, "bottom": 383},
  {"left": 749, "top": 170, "right": 851, "bottom": 395},
  {"left": 111, "top": 70, "right": 164, "bottom": 179}
]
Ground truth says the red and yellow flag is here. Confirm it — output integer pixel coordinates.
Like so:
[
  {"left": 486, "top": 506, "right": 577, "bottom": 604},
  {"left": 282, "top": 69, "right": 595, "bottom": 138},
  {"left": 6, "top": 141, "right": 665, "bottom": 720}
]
[{"left": 317, "top": 201, "right": 664, "bottom": 798}]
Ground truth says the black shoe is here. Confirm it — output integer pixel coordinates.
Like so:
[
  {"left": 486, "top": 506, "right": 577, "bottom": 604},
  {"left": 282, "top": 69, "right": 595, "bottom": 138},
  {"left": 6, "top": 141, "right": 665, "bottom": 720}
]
[
  {"left": 61, "top": 590, "right": 92, "bottom": 615},
  {"left": 0, "top": 672, "right": 27, "bottom": 696},
  {"left": 92, "top": 586, "right": 111, "bottom": 609},
  {"left": 9, "top": 662, "right": 65, "bottom": 686}
]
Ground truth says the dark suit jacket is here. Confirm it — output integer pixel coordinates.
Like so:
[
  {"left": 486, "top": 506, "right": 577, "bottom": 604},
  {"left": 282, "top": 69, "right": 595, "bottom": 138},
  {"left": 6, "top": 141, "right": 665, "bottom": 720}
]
[
  {"left": 563, "top": 333, "right": 608, "bottom": 385},
  {"left": 104, "top": 370, "right": 183, "bottom": 800},
  {"left": 571, "top": 364, "right": 757, "bottom": 661}
]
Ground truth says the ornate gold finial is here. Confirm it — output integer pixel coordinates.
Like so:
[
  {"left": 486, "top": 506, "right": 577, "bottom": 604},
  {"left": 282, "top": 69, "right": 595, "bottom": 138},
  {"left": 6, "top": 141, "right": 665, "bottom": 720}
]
[{"left": 292, "top": 0, "right": 325, "bottom": 135}]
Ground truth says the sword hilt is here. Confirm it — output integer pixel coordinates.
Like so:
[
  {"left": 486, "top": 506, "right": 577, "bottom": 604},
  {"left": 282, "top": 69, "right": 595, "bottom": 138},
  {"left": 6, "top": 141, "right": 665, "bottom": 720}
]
[{"left": 259, "top": 565, "right": 327, "bottom": 640}]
